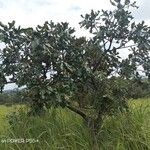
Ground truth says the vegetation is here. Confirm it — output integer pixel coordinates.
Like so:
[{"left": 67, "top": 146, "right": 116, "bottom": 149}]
[
  {"left": 0, "top": 91, "right": 26, "bottom": 106},
  {"left": 0, "top": 98, "right": 149, "bottom": 150},
  {"left": 0, "top": 0, "right": 150, "bottom": 148}
]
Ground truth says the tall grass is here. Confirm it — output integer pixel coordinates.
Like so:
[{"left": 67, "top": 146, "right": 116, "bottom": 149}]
[{"left": 0, "top": 98, "right": 150, "bottom": 150}]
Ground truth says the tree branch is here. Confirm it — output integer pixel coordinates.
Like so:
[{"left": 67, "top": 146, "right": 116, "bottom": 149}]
[
  {"left": 66, "top": 105, "right": 88, "bottom": 121},
  {"left": 116, "top": 44, "right": 137, "bottom": 50},
  {"left": 107, "top": 38, "right": 113, "bottom": 51}
]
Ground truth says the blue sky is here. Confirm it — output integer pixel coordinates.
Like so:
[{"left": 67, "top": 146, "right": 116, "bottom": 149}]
[{"left": 0, "top": 0, "right": 150, "bottom": 90}]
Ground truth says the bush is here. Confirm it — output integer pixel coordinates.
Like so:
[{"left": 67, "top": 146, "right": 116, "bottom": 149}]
[
  {"left": 127, "top": 79, "right": 150, "bottom": 99},
  {"left": 0, "top": 90, "right": 28, "bottom": 105}
]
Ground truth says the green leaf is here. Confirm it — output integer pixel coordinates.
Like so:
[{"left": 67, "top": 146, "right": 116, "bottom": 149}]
[
  {"left": 8, "top": 21, "right": 15, "bottom": 29},
  {"left": 110, "top": 0, "right": 116, "bottom": 6},
  {"left": 125, "top": 0, "right": 130, "bottom": 5}
]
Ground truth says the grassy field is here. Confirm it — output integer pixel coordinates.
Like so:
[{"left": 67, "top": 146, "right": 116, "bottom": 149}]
[
  {"left": 0, "top": 105, "right": 25, "bottom": 134},
  {"left": 0, "top": 98, "right": 150, "bottom": 150}
]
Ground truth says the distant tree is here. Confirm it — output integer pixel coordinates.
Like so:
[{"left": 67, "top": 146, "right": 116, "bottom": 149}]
[
  {"left": 0, "top": 0, "right": 150, "bottom": 146},
  {"left": 0, "top": 68, "right": 6, "bottom": 93}
]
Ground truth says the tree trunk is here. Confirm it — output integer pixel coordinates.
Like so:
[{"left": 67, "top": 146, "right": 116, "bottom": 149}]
[
  {"left": 86, "top": 116, "right": 103, "bottom": 150},
  {"left": 66, "top": 105, "right": 103, "bottom": 149}
]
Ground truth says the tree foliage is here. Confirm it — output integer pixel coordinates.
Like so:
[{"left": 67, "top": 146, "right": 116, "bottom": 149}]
[{"left": 0, "top": 0, "right": 150, "bottom": 135}]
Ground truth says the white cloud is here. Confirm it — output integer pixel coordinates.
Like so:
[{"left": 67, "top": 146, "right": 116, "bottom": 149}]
[
  {"left": 0, "top": 0, "right": 149, "bottom": 31},
  {"left": 0, "top": 0, "right": 111, "bottom": 27}
]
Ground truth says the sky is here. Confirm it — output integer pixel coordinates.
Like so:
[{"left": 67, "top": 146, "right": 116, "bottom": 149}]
[
  {"left": 0, "top": 0, "right": 150, "bottom": 36},
  {"left": 0, "top": 0, "right": 150, "bottom": 90}
]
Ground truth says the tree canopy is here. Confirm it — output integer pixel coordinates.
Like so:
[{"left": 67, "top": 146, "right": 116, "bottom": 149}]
[{"left": 0, "top": 0, "right": 150, "bottom": 133}]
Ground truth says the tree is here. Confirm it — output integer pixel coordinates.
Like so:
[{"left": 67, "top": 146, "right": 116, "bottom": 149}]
[{"left": 0, "top": 0, "right": 150, "bottom": 147}]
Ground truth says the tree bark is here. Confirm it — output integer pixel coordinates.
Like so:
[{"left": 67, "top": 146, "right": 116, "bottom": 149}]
[
  {"left": 66, "top": 105, "right": 88, "bottom": 121},
  {"left": 66, "top": 105, "right": 103, "bottom": 150},
  {"left": 87, "top": 118, "right": 100, "bottom": 150}
]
